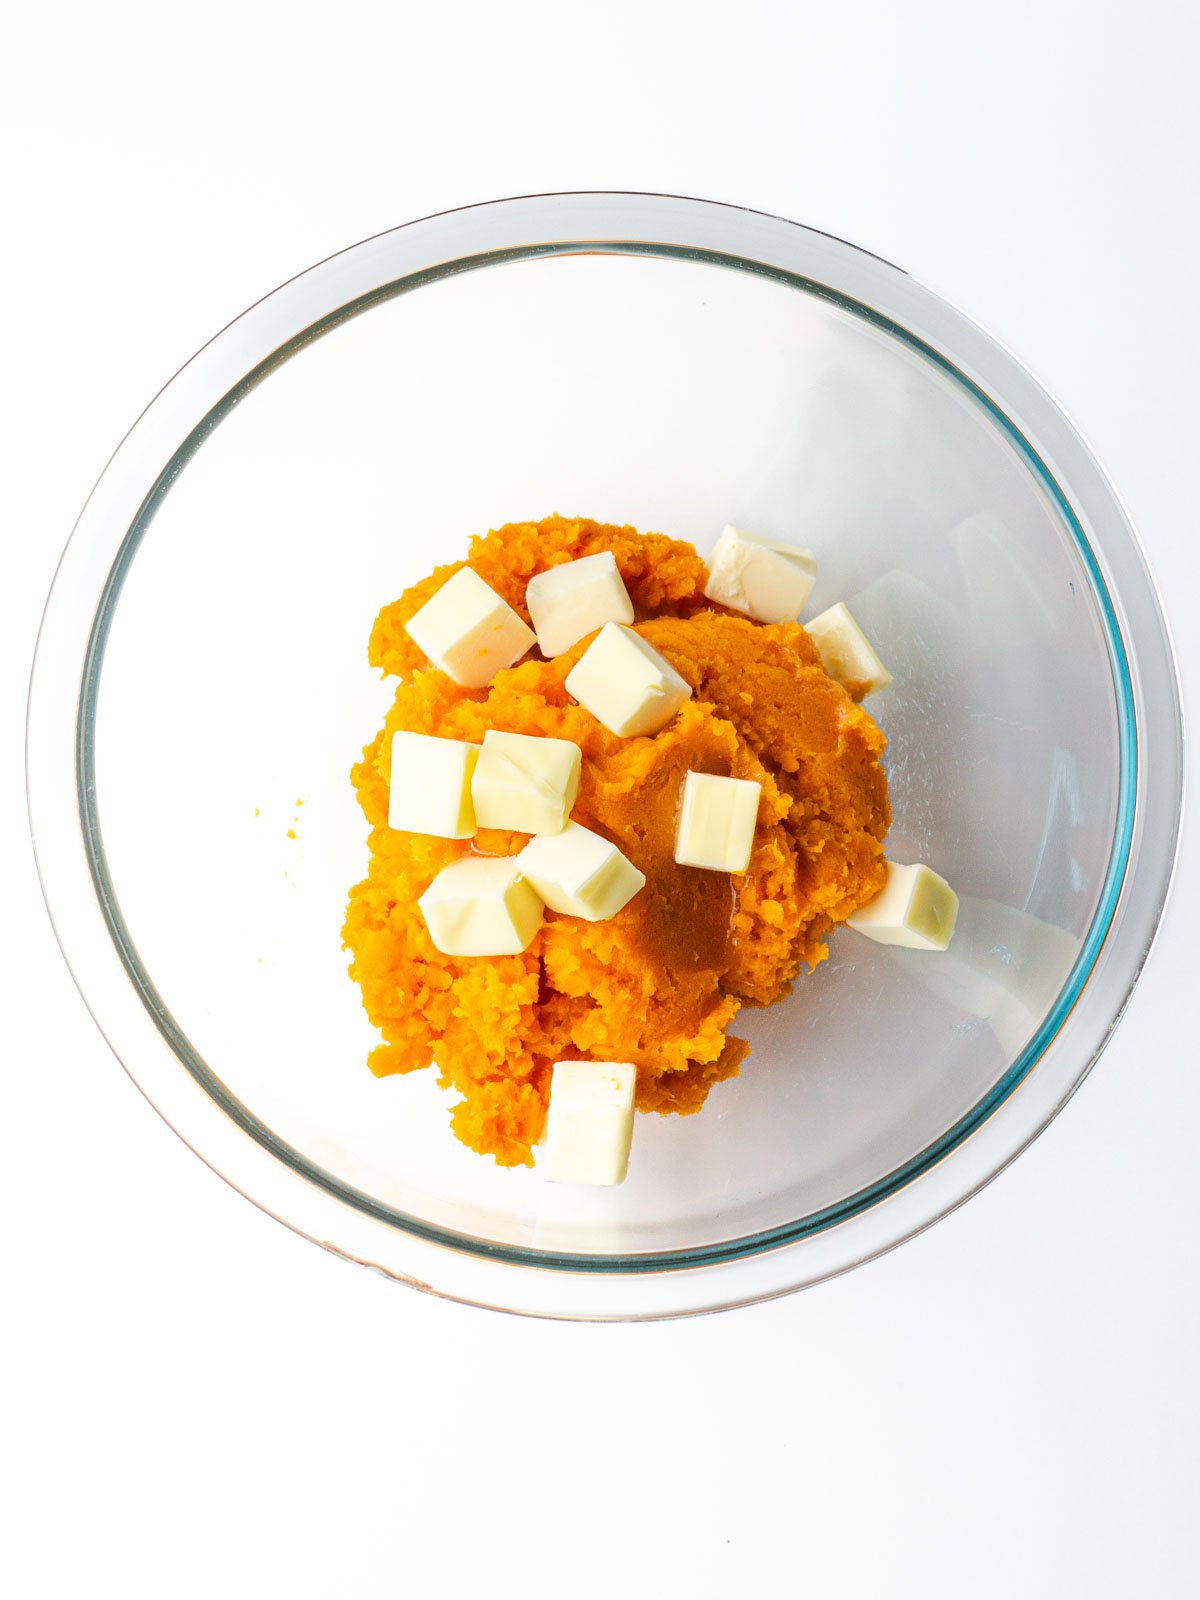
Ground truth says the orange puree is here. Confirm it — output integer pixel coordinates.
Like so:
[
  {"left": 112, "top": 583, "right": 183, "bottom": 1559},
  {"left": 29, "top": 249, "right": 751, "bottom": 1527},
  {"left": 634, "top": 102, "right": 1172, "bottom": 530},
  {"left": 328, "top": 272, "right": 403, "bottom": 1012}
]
[{"left": 343, "top": 516, "right": 890, "bottom": 1167}]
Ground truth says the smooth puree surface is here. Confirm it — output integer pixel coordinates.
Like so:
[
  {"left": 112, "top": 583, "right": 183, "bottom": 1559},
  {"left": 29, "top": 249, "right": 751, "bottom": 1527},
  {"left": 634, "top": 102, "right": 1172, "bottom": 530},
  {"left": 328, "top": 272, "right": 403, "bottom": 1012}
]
[{"left": 344, "top": 517, "right": 890, "bottom": 1165}]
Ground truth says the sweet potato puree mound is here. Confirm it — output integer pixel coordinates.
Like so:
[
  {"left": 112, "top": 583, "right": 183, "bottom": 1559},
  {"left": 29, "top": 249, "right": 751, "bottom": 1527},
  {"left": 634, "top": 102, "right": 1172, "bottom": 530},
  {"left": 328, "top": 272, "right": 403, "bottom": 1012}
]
[{"left": 343, "top": 516, "right": 890, "bottom": 1166}]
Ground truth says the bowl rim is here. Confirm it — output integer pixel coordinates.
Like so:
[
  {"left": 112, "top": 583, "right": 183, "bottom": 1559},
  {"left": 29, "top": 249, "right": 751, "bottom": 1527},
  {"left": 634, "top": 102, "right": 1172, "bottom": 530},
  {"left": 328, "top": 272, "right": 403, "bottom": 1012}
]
[{"left": 27, "top": 191, "right": 1185, "bottom": 1318}]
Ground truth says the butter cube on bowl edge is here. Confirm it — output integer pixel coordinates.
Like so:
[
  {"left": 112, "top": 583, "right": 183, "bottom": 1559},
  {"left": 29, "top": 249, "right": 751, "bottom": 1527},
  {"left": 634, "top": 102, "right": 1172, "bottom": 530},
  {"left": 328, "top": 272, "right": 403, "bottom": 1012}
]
[
  {"left": 804, "top": 600, "right": 892, "bottom": 696},
  {"left": 703, "top": 524, "right": 818, "bottom": 622},
  {"left": 846, "top": 861, "right": 958, "bottom": 951},
  {"left": 544, "top": 1059, "right": 637, "bottom": 1186}
]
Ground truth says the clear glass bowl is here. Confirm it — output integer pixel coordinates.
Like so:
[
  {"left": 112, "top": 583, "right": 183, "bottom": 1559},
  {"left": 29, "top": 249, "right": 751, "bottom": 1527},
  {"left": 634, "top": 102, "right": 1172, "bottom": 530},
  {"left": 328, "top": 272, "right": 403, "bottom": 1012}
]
[{"left": 28, "top": 194, "right": 1183, "bottom": 1318}]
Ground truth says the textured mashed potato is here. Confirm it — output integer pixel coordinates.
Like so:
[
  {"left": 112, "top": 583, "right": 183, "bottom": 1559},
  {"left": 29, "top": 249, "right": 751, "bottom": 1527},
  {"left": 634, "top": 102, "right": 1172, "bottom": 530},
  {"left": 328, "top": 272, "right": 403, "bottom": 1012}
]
[{"left": 343, "top": 516, "right": 890, "bottom": 1166}]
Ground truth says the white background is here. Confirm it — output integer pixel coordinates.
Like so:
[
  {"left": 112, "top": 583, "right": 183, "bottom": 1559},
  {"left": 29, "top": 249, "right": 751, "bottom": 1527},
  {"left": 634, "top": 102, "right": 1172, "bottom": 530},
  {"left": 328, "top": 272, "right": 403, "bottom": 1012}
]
[{"left": 4, "top": 2, "right": 1198, "bottom": 1595}]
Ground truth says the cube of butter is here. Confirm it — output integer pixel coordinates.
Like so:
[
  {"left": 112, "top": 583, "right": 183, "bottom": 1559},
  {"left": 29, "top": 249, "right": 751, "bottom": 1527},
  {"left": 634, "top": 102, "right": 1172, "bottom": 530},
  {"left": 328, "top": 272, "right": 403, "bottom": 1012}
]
[
  {"left": 387, "top": 730, "right": 479, "bottom": 839},
  {"left": 564, "top": 622, "right": 692, "bottom": 738},
  {"left": 804, "top": 601, "right": 892, "bottom": 696},
  {"left": 846, "top": 861, "right": 958, "bottom": 951},
  {"left": 517, "top": 820, "right": 646, "bottom": 921},
  {"left": 526, "top": 551, "right": 635, "bottom": 657},
  {"left": 674, "top": 770, "right": 762, "bottom": 873},
  {"left": 704, "top": 524, "right": 818, "bottom": 622},
  {"left": 545, "top": 1060, "right": 637, "bottom": 1185},
  {"left": 417, "top": 855, "right": 544, "bottom": 957},
  {"left": 471, "top": 729, "right": 582, "bottom": 835},
  {"left": 404, "top": 566, "right": 535, "bottom": 688}
]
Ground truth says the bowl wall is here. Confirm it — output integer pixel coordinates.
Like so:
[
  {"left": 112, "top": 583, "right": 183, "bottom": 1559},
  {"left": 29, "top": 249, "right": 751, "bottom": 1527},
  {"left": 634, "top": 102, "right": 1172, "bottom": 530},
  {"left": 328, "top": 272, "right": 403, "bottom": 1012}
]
[{"left": 92, "top": 248, "right": 1121, "bottom": 1257}]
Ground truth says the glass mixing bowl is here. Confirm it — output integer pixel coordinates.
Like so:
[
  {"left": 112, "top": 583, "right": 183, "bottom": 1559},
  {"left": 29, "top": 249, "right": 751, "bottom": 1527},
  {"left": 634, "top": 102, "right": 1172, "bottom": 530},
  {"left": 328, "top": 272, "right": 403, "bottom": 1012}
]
[{"left": 28, "top": 193, "right": 1183, "bottom": 1318}]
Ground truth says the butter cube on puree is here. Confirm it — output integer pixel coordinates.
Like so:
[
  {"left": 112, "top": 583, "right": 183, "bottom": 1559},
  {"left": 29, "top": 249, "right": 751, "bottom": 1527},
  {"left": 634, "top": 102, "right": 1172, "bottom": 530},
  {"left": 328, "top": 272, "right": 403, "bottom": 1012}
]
[
  {"left": 405, "top": 566, "right": 535, "bottom": 688},
  {"left": 471, "top": 729, "right": 581, "bottom": 834},
  {"left": 804, "top": 601, "right": 892, "bottom": 697},
  {"left": 387, "top": 731, "right": 479, "bottom": 839},
  {"left": 847, "top": 861, "right": 958, "bottom": 950},
  {"left": 518, "top": 821, "right": 646, "bottom": 921},
  {"left": 418, "top": 855, "right": 544, "bottom": 957},
  {"left": 565, "top": 622, "right": 691, "bottom": 738},
  {"left": 674, "top": 770, "right": 762, "bottom": 873},
  {"left": 545, "top": 1060, "right": 637, "bottom": 1186},
  {"left": 704, "top": 525, "right": 817, "bottom": 622},
  {"left": 526, "top": 551, "right": 635, "bottom": 657}
]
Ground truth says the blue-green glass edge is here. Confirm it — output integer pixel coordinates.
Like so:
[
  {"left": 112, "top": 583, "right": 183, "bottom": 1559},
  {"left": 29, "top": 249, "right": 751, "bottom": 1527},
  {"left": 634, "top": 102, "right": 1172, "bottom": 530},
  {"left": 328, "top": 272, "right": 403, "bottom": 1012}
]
[{"left": 74, "top": 239, "right": 1138, "bottom": 1275}]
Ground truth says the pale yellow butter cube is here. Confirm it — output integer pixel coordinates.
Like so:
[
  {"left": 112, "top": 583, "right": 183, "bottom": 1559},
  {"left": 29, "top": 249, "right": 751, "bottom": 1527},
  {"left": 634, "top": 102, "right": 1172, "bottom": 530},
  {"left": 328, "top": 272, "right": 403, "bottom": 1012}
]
[
  {"left": 704, "top": 524, "right": 817, "bottom": 621},
  {"left": 471, "top": 729, "right": 582, "bottom": 835},
  {"left": 847, "top": 861, "right": 958, "bottom": 950},
  {"left": 564, "top": 622, "right": 692, "bottom": 738},
  {"left": 545, "top": 1060, "right": 637, "bottom": 1186},
  {"left": 673, "top": 770, "right": 762, "bottom": 873},
  {"left": 517, "top": 820, "right": 645, "bottom": 921},
  {"left": 804, "top": 601, "right": 892, "bottom": 695},
  {"left": 387, "top": 730, "right": 480, "bottom": 839},
  {"left": 404, "top": 566, "right": 535, "bottom": 688},
  {"left": 525, "top": 551, "right": 635, "bottom": 657},
  {"left": 417, "top": 855, "right": 544, "bottom": 957}
]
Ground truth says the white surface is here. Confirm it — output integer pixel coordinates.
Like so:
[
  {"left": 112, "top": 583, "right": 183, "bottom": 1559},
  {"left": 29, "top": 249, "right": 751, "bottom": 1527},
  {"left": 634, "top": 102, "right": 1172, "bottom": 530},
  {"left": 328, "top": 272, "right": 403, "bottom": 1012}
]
[{"left": 3, "top": 1, "right": 1197, "bottom": 1595}]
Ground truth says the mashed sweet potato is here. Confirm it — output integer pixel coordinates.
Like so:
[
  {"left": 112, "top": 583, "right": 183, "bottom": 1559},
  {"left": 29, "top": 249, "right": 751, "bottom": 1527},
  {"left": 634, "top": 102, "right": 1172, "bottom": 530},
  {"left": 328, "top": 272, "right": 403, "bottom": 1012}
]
[{"left": 343, "top": 516, "right": 890, "bottom": 1166}]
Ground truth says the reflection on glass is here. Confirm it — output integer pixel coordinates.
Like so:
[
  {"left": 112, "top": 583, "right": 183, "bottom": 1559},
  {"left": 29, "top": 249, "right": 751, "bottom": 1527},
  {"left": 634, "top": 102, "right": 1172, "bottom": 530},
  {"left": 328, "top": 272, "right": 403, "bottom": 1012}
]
[
  {"left": 1026, "top": 745, "right": 1089, "bottom": 926},
  {"left": 531, "top": 1180, "right": 628, "bottom": 1254},
  {"left": 953, "top": 510, "right": 1058, "bottom": 650},
  {"left": 886, "top": 896, "right": 1082, "bottom": 1058},
  {"left": 850, "top": 567, "right": 974, "bottom": 681}
]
